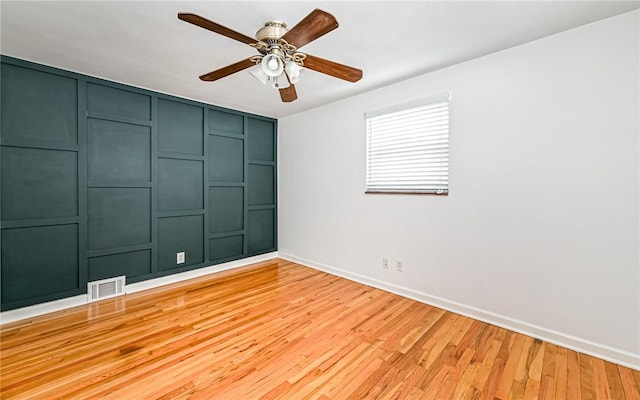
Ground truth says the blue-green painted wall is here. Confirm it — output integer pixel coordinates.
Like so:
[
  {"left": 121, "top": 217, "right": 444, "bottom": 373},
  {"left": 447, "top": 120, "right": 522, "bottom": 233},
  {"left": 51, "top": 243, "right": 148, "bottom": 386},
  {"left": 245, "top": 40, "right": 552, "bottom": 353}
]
[{"left": 0, "top": 56, "right": 277, "bottom": 311}]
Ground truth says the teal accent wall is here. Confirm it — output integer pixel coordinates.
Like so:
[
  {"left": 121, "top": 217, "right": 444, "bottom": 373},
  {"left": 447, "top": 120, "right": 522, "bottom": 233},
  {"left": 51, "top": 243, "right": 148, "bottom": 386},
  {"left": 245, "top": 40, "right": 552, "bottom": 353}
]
[{"left": 0, "top": 56, "right": 277, "bottom": 311}]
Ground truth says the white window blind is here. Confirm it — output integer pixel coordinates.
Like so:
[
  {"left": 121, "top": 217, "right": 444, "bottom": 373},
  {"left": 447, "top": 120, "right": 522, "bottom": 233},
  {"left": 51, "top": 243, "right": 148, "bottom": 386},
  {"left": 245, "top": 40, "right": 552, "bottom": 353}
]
[{"left": 365, "top": 95, "right": 449, "bottom": 194}]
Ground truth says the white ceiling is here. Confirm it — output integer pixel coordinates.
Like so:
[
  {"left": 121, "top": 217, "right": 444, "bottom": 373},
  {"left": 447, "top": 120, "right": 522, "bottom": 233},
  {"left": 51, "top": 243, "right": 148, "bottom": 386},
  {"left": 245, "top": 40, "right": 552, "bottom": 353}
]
[{"left": 1, "top": 1, "right": 638, "bottom": 118}]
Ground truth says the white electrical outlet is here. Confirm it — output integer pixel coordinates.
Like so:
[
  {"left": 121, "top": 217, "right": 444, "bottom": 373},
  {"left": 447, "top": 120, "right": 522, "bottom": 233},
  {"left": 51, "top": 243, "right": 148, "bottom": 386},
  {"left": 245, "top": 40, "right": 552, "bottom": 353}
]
[
  {"left": 395, "top": 260, "right": 404, "bottom": 272},
  {"left": 177, "top": 251, "right": 185, "bottom": 264},
  {"left": 383, "top": 257, "right": 390, "bottom": 269}
]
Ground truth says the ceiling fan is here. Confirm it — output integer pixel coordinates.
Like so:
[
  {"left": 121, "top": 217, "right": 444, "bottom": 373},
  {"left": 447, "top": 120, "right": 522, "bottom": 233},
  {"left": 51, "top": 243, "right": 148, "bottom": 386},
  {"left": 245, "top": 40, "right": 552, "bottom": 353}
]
[{"left": 178, "top": 9, "right": 363, "bottom": 103}]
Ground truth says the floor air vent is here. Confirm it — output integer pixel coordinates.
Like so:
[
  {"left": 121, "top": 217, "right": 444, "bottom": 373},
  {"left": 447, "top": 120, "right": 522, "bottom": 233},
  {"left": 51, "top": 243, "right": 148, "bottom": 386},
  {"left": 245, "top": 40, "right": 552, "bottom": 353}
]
[{"left": 87, "top": 276, "right": 125, "bottom": 303}]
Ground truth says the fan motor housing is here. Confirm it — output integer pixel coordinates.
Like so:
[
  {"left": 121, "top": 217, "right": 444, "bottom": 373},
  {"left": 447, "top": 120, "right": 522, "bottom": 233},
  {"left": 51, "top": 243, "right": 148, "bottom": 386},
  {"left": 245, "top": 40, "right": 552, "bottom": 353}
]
[{"left": 256, "top": 21, "right": 288, "bottom": 43}]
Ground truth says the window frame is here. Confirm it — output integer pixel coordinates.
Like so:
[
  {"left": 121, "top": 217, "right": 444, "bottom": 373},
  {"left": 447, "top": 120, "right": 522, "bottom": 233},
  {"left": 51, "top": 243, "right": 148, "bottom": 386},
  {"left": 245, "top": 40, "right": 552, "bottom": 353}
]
[{"left": 364, "top": 92, "right": 450, "bottom": 195}]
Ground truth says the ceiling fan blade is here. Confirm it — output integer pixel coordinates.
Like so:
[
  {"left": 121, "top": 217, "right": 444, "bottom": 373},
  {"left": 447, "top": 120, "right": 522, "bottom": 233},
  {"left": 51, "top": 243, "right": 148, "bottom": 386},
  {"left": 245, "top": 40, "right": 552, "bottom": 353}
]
[
  {"left": 279, "top": 84, "right": 298, "bottom": 102},
  {"left": 303, "top": 54, "right": 363, "bottom": 82},
  {"left": 199, "top": 59, "right": 255, "bottom": 81},
  {"left": 178, "top": 13, "right": 256, "bottom": 45},
  {"left": 281, "top": 9, "right": 339, "bottom": 49}
]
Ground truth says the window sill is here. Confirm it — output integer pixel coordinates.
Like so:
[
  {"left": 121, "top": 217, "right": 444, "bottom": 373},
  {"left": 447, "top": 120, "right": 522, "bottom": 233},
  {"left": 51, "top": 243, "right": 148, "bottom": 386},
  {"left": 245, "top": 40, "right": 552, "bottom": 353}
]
[{"left": 365, "top": 190, "right": 448, "bottom": 196}]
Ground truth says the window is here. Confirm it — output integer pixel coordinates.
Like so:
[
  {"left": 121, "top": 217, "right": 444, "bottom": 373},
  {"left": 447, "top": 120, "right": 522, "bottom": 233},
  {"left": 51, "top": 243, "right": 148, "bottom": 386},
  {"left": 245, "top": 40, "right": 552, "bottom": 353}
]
[{"left": 365, "top": 93, "right": 450, "bottom": 195}]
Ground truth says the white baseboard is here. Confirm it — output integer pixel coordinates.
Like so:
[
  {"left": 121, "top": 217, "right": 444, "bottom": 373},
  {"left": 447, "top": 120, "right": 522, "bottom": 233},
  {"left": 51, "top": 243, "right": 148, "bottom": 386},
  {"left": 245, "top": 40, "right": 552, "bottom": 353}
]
[
  {"left": 125, "top": 252, "right": 277, "bottom": 294},
  {"left": 278, "top": 252, "right": 640, "bottom": 371},
  {"left": 0, "top": 252, "right": 278, "bottom": 326},
  {"left": 0, "top": 294, "right": 89, "bottom": 326}
]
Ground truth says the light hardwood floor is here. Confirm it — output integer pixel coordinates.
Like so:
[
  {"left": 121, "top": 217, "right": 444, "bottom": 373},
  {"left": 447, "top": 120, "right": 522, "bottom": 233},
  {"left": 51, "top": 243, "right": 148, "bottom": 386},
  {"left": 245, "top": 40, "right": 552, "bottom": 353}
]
[{"left": 1, "top": 259, "right": 638, "bottom": 399}]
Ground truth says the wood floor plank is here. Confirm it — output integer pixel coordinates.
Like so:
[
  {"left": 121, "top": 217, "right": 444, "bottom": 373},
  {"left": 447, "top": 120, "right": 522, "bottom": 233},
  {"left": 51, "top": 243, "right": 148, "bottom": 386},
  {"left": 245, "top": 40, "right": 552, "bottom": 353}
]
[
  {"left": 511, "top": 336, "right": 535, "bottom": 397},
  {"left": 591, "top": 357, "right": 612, "bottom": 399},
  {"left": 619, "top": 365, "right": 640, "bottom": 400},
  {"left": 580, "top": 352, "right": 597, "bottom": 400},
  {"left": 471, "top": 334, "right": 503, "bottom": 393},
  {"left": 567, "top": 349, "right": 584, "bottom": 400},
  {"left": 495, "top": 334, "right": 528, "bottom": 399},
  {"left": 539, "top": 375, "right": 557, "bottom": 400},
  {"left": 605, "top": 360, "right": 628, "bottom": 400},
  {"left": 1, "top": 258, "right": 638, "bottom": 399},
  {"left": 554, "top": 346, "right": 569, "bottom": 398},
  {"left": 421, "top": 364, "right": 454, "bottom": 400}
]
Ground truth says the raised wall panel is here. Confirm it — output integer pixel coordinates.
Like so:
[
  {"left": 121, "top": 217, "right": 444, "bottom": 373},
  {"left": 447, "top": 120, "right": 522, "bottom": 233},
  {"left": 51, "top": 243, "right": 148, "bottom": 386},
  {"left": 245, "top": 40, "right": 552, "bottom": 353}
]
[
  {"left": 0, "top": 57, "right": 277, "bottom": 311},
  {"left": 1, "top": 147, "right": 78, "bottom": 220},
  {"left": 210, "top": 235, "right": 243, "bottom": 261},
  {"left": 248, "top": 164, "right": 274, "bottom": 206},
  {"left": 1, "top": 64, "right": 77, "bottom": 144},
  {"left": 158, "top": 215, "right": 204, "bottom": 271},
  {"left": 87, "top": 83, "right": 151, "bottom": 120},
  {"left": 248, "top": 118, "right": 274, "bottom": 161},
  {"left": 87, "top": 119, "right": 151, "bottom": 183},
  {"left": 158, "top": 99, "right": 203, "bottom": 155},
  {"left": 209, "top": 109, "right": 243, "bottom": 134},
  {"left": 209, "top": 187, "right": 243, "bottom": 233},
  {"left": 88, "top": 188, "right": 151, "bottom": 250},
  {"left": 209, "top": 135, "right": 244, "bottom": 182},
  {"left": 158, "top": 158, "right": 203, "bottom": 212},
  {"left": 1, "top": 224, "right": 79, "bottom": 304},
  {"left": 88, "top": 250, "right": 151, "bottom": 282},
  {"left": 247, "top": 209, "right": 274, "bottom": 253}
]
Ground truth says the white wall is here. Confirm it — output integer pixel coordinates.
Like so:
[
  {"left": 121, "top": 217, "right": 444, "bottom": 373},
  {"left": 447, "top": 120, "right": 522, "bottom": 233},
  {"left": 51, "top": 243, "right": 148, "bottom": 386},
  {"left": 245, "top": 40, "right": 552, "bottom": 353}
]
[{"left": 278, "top": 10, "right": 639, "bottom": 369}]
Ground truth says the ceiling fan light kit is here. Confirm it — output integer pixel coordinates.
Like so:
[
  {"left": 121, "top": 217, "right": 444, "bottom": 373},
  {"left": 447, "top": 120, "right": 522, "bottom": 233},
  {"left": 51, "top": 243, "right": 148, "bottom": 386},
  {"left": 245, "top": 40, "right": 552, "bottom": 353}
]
[
  {"left": 249, "top": 65, "right": 269, "bottom": 85},
  {"left": 285, "top": 61, "right": 303, "bottom": 84},
  {"left": 178, "top": 9, "right": 362, "bottom": 102},
  {"left": 260, "top": 53, "right": 284, "bottom": 77}
]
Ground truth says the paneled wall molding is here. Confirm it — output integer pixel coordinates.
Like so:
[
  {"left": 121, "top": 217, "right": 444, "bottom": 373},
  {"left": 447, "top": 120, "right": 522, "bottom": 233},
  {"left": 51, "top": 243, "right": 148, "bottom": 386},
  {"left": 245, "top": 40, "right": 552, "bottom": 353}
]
[{"left": 0, "top": 56, "right": 277, "bottom": 311}]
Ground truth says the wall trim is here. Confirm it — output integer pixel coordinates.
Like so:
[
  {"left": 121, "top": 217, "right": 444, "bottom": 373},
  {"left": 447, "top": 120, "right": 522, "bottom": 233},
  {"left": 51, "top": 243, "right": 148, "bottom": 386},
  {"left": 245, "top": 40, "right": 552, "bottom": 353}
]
[
  {"left": 278, "top": 252, "right": 640, "bottom": 371},
  {"left": 0, "top": 252, "right": 277, "bottom": 325},
  {"left": 125, "top": 253, "right": 277, "bottom": 294},
  {"left": 0, "top": 294, "right": 89, "bottom": 326},
  {"left": 4, "top": 250, "right": 637, "bottom": 370}
]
